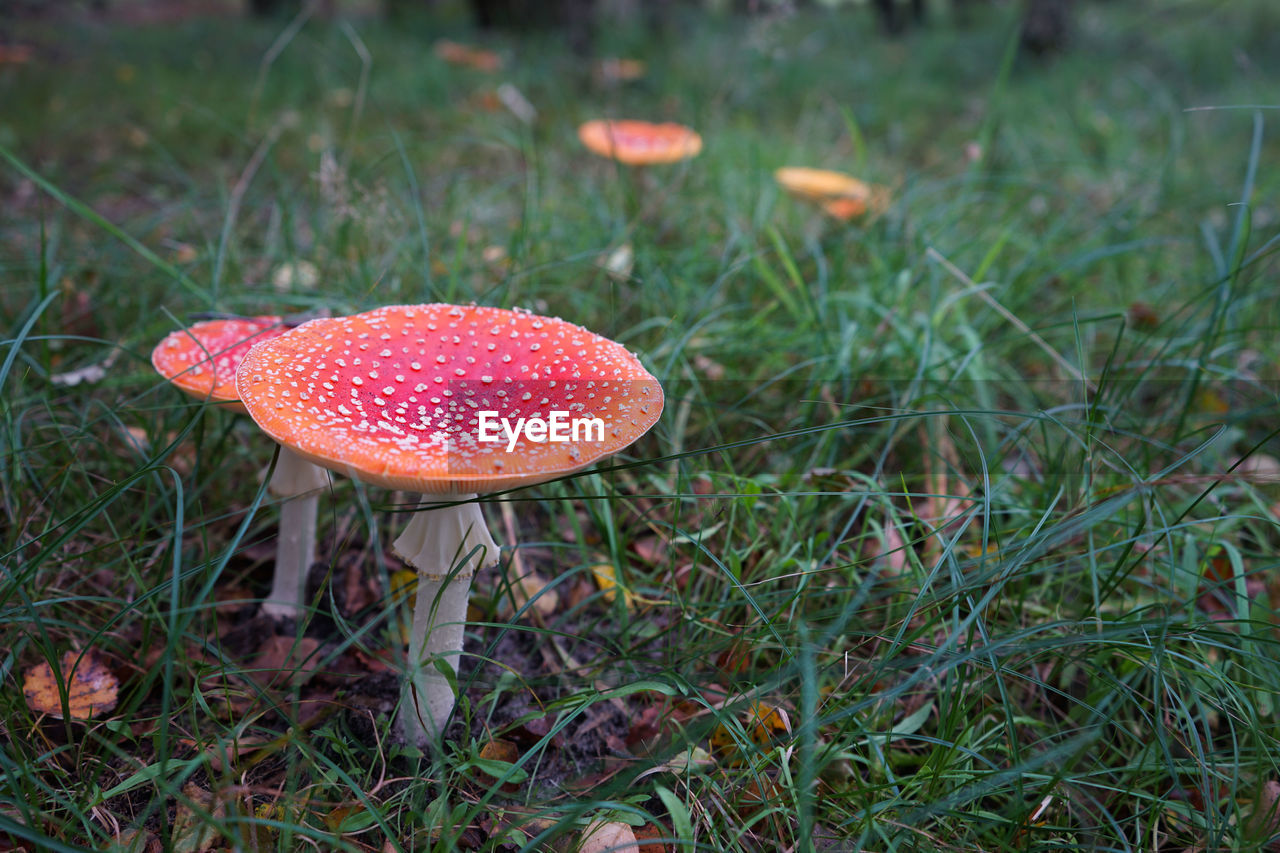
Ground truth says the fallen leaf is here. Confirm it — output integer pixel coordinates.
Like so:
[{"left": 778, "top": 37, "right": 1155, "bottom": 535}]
[
  {"left": 434, "top": 40, "right": 502, "bottom": 72},
  {"left": 474, "top": 739, "right": 522, "bottom": 792},
  {"left": 341, "top": 560, "right": 378, "bottom": 617},
  {"left": 709, "top": 701, "right": 790, "bottom": 764},
  {"left": 635, "top": 746, "right": 713, "bottom": 782},
  {"left": 1196, "top": 387, "right": 1230, "bottom": 415},
  {"left": 172, "top": 784, "right": 223, "bottom": 853},
  {"left": 579, "top": 820, "right": 639, "bottom": 853},
  {"left": 1127, "top": 301, "right": 1160, "bottom": 330},
  {"left": 111, "top": 828, "right": 161, "bottom": 853},
  {"left": 692, "top": 354, "right": 725, "bottom": 380},
  {"left": 50, "top": 361, "right": 108, "bottom": 387},
  {"left": 631, "top": 535, "right": 666, "bottom": 566},
  {"left": 633, "top": 821, "right": 671, "bottom": 853},
  {"left": 326, "top": 803, "right": 379, "bottom": 835},
  {"left": 1246, "top": 779, "right": 1280, "bottom": 845},
  {"left": 738, "top": 775, "right": 783, "bottom": 817},
  {"left": 715, "top": 636, "right": 751, "bottom": 678},
  {"left": 248, "top": 636, "right": 323, "bottom": 689},
  {"left": 23, "top": 649, "right": 119, "bottom": 720},
  {"left": 590, "top": 564, "right": 633, "bottom": 609},
  {"left": 391, "top": 567, "right": 417, "bottom": 643},
  {"left": 501, "top": 569, "right": 560, "bottom": 619},
  {"left": 868, "top": 517, "right": 910, "bottom": 573},
  {"left": 747, "top": 701, "right": 791, "bottom": 746}
]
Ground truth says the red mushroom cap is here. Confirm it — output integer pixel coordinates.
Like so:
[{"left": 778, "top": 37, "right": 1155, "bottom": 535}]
[
  {"left": 578, "top": 119, "right": 703, "bottom": 166},
  {"left": 151, "top": 316, "right": 286, "bottom": 414},
  {"left": 235, "top": 304, "right": 664, "bottom": 493}
]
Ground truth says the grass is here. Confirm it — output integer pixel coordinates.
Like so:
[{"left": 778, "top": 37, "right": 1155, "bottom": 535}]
[{"left": 3, "top": 0, "right": 1280, "bottom": 849}]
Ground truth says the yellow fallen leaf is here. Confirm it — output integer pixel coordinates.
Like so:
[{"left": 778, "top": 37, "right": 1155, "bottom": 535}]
[
  {"left": 747, "top": 701, "right": 791, "bottom": 746},
  {"left": 391, "top": 568, "right": 417, "bottom": 600},
  {"left": 710, "top": 701, "right": 791, "bottom": 764},
  {"left": 23, "top": 649, "right": 119, "bottom": 720},
  {"left": 590, "top": 564, "right": 670, "bottom": 610},
  {"left": 391, "top": 568, "right": 417, "bottom": 644},
  {"left": 590, "top": 564, "right": 635, "bottom": 609}
]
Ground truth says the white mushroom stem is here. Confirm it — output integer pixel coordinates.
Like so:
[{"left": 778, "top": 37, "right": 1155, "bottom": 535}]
[
  {"left": 392, "top": 494, "right": 499, "bottom": 747},
  {"left": 261, "top": 445, "right": 330, "bottom": 620}
]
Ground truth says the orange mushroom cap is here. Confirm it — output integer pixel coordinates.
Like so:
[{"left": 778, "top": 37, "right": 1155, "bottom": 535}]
[
  {"left": 774, "top": 167, "right": 890, "bottom": 220},
  {"left": 578, "top": 119, "right": 703, "bottom": 166},
  {"left": 774, "top": 167, "right": 870, "bottom": 202},
  {"left": 235, "top": 304, "right": 664, "bottom": 494},
  {"left": 151, "top": 316, "right": 286, "bottom": 414}
]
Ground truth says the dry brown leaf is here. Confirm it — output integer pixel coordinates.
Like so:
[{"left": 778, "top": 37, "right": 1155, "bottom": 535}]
[
  {"left": 111, "top": 827, "right": 162, "bottom": 853},
  {"left": 579, "top": 820, "right": 639, "bottom": 853},
  {"left": 692, "top": 354, "right": 725, "bottom": 380},
  {"left": 502, "top": 570, "right": 560, "bottom": 619},
  {"left": 869, "top": 517, "right": 911, "bottom": 573},
  {"left": 475, "top": 739, "right": 522, "bottom": 793},
  {"left": 340, "top": 561, "right": 378, "bottom": 616},
  {"left": 248, "top": 636, "right": 323, "bottom": 689},
  {"left": 23, "top": 649, "right": 119, "bottom": 720},
  {"left": 738, "top": 775, "right": 784, "bottom": 818},
  {"left": 172, "top": 784, "right": 224, "bottom": 853},
  {"left": 1246, "top": 779, "right": 1280, "bottom": 844},
  {"left": 171, "top": 242, "right": 198, "bottom": 264},
  {"left": 631, "top": 536, "right": 666, "bottom": 566},
  {"left": 632, "top": 821, "right": 671, "bottom": 853},
  {"left": 482, "top": 245, "right": 509, "bottom": 268},
  {"left": 434, "top": 40, "right": 502, "bottom": 72}
]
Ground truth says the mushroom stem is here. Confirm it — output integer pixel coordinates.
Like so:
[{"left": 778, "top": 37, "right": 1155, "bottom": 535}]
[
  {"left": 392, "top": 494, "right": 499, "bottom": 747},
  {"left": 261, "top": 445, "right": 329, "bottom": 620}
]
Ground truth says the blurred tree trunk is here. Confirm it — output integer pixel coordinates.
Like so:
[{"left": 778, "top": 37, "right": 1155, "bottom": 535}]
[
  {"left": 871, "top": 0, "right": 926, "bottom": 34},
  {"left": 469, "top": 0, "right": 596, "bottom": 56},
  {"left": 1021, "top": 0, "right": 1072, "bottom": 55},
  {"left": 247, "top": 0, "right": 295, "bottom": 17}
]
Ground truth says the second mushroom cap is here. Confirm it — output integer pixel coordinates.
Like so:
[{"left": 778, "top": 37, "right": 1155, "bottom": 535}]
[{"left": 578, "top": 119, "right": 703, "bottom": 166}]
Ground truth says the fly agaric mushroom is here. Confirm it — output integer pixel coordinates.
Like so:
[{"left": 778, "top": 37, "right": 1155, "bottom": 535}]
[
  {"left": 151, "top": 316, "right": 330, "bottom": 620},
  {"left": 578, "top": 119, "right": 702, "bottom": 166},
  {"left": 774, "top": 166, "right": 890, "bottom": 221},
  {"left": 235, "top": 304, "right": 663, "bottom": 746}
]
